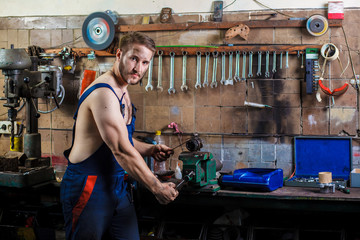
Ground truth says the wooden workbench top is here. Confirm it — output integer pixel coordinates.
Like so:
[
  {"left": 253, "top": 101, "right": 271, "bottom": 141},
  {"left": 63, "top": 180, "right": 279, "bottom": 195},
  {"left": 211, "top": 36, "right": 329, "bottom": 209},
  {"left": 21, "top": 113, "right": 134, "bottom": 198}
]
[{"left": 217, "top": 186, "right": 360, "bottom": 202}]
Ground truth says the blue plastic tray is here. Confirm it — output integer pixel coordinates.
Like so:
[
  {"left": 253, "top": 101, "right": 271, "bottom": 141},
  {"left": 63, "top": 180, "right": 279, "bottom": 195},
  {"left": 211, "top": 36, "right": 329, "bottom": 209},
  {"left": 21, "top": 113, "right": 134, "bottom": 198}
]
[{"left": 220, "top": 168, "right": 283, "bottom": 192}]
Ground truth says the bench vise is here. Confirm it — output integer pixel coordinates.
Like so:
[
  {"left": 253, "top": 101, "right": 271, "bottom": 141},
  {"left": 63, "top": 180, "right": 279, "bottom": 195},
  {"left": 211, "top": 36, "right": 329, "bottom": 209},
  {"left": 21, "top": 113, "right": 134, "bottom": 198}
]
[{"left": 178, "top": 135, "right": 220, "bottom": 192}]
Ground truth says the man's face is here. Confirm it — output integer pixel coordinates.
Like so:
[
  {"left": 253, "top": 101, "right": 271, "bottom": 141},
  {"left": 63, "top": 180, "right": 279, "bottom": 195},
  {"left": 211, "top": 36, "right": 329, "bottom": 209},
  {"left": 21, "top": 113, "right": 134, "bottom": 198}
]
[{"left": 117, "top": 44, "right": 153, "bottom": 85}]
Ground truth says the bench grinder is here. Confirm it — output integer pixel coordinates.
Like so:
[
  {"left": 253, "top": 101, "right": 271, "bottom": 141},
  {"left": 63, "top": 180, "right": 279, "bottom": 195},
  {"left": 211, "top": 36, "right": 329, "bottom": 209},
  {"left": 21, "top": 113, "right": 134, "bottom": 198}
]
[{"left": 178, "top": 135, "right": 221, "bottom": 192}]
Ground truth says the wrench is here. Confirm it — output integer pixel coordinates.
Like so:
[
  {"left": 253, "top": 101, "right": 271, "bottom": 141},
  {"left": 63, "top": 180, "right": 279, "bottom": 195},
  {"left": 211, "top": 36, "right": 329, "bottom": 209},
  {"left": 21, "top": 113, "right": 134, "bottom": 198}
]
[
  {"left": 225, "top": 51, "right": 234, "bottom": 85},
  {"left": 181, "top": 51, "right": 188, "bottom": 91},
  {"left": 203, "top": 52, "right": 210, "bottom": 87},
  {"left": 145, "top": 57, "right": 154, "bottom": 91},
  {"left": 157, "top": 50, "right": 164, "bottom": 91},
  {"left": 220, "top": 52, "right": 226, "bottom": 85},
  {"left": 211, "top": 51, "right": 219, "bottom": 88},
  {"left": 285, "top": 51, "right": 289, "bottom": 69},
  {"left": 168, "top": 52, "right": 176, "bottom": 94},
  {"left": 195, "top": 51, "right": 202, "bottom": 89},
  {"left": 272, "top": 51, "right": 276, "bottom": 73},
  {"left": 241, "top": 51, "right": 246, "bottom": 81},
  {"left": 265, "top": 51, "right": 270, "bottom": 78},
  {"left": 234, "top": 51, "right": 240, "bottom": 82},
  {"left": 256, "top": 51, "right": 262, "bottom": 76},
  {"left": 248, "top": 51, "right": 253, "bottom": 78}
]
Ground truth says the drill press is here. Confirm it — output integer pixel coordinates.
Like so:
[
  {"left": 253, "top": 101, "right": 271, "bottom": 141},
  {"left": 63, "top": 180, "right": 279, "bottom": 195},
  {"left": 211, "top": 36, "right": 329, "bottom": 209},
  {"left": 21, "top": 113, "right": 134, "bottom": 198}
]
[
  {"left": 178, "top": 135, "right": 221, "bottom": 192},
  {"left": 0, "top": 48, "right": 63, "bottom": 187}
]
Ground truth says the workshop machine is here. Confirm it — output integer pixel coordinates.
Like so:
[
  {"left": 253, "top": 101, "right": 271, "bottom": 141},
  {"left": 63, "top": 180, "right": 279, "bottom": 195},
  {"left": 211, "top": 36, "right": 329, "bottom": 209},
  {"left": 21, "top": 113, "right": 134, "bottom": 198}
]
[
  {"left": 177, "top": 135, "right": 221, "bottom": 192},
  {"left": 0, "top": 47, "right": 63, "bottom": 187}
]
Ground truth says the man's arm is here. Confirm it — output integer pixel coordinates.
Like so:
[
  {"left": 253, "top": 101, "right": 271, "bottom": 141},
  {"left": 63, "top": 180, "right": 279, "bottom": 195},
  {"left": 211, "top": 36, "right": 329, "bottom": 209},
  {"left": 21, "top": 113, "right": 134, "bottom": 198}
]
[{"left": 89, "top": 89, "right": 178, "bottom": 204}]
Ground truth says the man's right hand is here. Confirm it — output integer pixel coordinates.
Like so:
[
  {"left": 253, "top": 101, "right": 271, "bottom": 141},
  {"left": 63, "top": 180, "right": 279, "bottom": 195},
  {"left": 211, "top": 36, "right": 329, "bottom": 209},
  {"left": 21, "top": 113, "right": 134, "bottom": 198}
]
[{"left": 154, "top": 182, "right": 179, "bottom": 204}]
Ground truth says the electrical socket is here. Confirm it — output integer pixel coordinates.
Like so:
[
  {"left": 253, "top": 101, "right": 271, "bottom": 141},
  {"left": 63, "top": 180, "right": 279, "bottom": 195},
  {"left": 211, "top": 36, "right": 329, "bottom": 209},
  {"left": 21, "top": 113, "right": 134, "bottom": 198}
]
[{"left": 0, "top": 121, "right": 18, "bottom": 135}]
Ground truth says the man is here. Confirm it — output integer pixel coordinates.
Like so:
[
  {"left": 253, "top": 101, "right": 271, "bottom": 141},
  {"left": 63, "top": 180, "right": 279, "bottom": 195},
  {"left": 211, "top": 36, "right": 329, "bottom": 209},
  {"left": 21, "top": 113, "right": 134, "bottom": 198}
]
[{"left": 60, "top": 32, "right": 178, "bottom": 240}]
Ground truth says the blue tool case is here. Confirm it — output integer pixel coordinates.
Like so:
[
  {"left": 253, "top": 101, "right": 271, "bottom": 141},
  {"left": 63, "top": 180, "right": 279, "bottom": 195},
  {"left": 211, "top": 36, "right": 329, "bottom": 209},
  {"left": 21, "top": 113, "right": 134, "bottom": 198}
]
[
  {"left": 220, "top": 168, "right": 283, "bottom": 192},
  {"left": 285, "top": 136, "right": 352, "bottom": 187}
]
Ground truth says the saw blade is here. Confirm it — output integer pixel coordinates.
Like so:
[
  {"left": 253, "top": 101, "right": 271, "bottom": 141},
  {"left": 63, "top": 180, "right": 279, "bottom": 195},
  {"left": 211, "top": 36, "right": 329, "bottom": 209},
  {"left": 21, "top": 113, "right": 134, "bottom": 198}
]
[{"left": 82, "top": 12, "right": 115, "bottom": 50}]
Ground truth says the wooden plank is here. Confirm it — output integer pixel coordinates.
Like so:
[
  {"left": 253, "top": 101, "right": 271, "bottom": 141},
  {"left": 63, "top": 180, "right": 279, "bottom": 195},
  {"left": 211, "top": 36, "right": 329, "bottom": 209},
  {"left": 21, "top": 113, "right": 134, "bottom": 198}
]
[
  {"left": 44, "top": 45, "right": 321, "bottom": 58},
  {"left": 44, "top": 48, "right": 114, "bottom": 57},
  {"left": 152, "top": 45, "right": 321, "bottom": 56},
  {"left": 118, "top": 19, "right": 343, "bottom": 32}
]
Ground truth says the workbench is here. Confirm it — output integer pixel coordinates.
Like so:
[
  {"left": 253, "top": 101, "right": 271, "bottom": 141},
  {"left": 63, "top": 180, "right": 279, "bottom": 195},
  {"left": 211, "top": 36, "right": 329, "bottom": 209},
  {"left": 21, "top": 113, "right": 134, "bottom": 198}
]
[{"left": 1, "top": 183, "right": 360, "bottom": 240}]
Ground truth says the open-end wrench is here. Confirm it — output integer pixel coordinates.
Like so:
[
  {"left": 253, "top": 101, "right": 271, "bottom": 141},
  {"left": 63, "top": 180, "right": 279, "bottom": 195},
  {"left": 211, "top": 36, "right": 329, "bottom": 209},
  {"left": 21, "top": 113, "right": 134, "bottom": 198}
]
[
  {"left": 272, "top": 51, "right": 276, "bottom": 73},
  {"left": 220, "top": 52, "right": 226, "bottom": 85},
  {"left": 157, "top": 50, "right": 164, "bottom": 91},
  {"left": 241, "top": 51, "right": 246, "bottom": 81},
  {"left": 181, "top": 51, "right": 188, "bottom": 91},
  {"left": 285, "top": 51, "right": 289, "bottom": 69},
  {"left": 211, "top": 51, "right": 219, "bottom": 88},
  {"left": 280, "top": 52, "right": 283, "bottom": 70},
  {"left": 145, "top": 57, "right": 154, "bottom": 91},
  {"left": 265, "top": 51, "right": 270, "bottom": 78},
  {"left": 234, "top": 50, "right": 240, "bottom": 82},
  {"left": 248, "top": 51, "right": 253, "bottom": 78},
  {"left": 256, "top": 51, "right": 262, "bottom": 76},
  {"left": 168, "top": 52, "right": 176, "bottom": 94},
  {"left": 195, "top": 51, "right": 202, "bottom": 89},
  {"left": 225, "top": 51, "right": 234, "bottom": 85},
  {"left": 203, "top": 52, "right": 210, "bottom": 87}
]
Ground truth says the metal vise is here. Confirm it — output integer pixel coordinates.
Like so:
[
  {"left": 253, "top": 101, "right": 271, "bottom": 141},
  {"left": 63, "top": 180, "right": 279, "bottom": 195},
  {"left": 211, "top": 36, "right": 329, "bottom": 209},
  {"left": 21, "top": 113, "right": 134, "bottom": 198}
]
[{"left": 178, "top": 135, "right": 221, "bottom": 192}]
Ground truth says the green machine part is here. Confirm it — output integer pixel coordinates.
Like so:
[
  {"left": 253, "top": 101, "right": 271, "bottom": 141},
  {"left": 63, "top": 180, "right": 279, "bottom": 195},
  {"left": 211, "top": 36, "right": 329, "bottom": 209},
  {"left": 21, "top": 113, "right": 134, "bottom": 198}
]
[{"left": 179, "top": 152, "right": 218, "bottom": 188}]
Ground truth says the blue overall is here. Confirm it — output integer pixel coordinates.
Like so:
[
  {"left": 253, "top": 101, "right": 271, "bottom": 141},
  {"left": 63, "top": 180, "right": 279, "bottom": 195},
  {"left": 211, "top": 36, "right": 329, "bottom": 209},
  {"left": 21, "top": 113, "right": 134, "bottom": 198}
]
[{"left": 60, "top": 83, "right": 139, "bottom": 240}]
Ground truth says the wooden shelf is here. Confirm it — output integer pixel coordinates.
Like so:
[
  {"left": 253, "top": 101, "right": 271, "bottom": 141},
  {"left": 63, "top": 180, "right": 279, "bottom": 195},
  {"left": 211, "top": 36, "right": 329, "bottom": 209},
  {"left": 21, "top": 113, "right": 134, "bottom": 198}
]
[
  {"left": 44, "top": 44, "right": 322, "bottom": 58},
  {"left": 118, "top": 19, "right": 342, "bottom": 32}
]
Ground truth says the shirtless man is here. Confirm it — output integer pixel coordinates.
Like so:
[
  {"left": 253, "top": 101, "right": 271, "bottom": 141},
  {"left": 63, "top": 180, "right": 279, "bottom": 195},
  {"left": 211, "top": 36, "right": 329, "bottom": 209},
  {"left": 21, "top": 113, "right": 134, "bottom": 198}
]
[{"left": 60, "top": 32, "right": 178, "bottom": 240}]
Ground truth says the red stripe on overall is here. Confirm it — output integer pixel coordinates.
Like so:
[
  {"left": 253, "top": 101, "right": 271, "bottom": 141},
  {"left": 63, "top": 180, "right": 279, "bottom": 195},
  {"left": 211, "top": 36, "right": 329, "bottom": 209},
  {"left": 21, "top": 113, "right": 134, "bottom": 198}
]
[{"left": 71, "top": 175, "right": 97, "bottom": 232}]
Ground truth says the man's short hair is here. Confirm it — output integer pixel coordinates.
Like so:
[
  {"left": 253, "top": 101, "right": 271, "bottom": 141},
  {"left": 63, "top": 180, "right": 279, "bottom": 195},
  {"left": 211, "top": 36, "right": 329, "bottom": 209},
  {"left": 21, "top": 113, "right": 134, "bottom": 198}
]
[{"left": 120, "top": 32, "right": 156, "bottom": 54}]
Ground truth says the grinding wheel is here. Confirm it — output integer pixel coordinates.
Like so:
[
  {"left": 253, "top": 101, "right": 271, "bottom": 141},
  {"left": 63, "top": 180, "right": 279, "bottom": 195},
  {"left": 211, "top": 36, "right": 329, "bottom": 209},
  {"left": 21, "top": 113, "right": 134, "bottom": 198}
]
[
  {"left": 306, "top": 15, "right": 329, "bottom": 37},
  {"left": 82, "top": 12, "right": 115, "bottom": 50}
]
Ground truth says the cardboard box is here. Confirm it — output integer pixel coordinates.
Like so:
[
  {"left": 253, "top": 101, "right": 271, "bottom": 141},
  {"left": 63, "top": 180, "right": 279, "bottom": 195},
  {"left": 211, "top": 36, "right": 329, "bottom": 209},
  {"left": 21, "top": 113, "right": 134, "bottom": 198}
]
[{"left": 351, "top": 169, "right": 360, "bottom": 187}]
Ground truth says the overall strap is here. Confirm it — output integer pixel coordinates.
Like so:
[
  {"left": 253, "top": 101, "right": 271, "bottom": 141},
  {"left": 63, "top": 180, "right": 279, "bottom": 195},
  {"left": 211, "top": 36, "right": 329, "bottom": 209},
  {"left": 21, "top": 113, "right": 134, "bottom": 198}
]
[
  {"left": 73, "top": 83, "right": 122, "bottom": 120},
  {"left": 69, "top": 83, "right": 124, "bottom": 148}
]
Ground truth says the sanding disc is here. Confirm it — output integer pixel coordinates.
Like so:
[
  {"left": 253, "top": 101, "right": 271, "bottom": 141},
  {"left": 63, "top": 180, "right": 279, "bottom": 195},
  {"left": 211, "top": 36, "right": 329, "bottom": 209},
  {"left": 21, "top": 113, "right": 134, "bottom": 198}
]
[
  {"left": 306, "top": 15, "right": 329, "bottom": 37},
  {"left": 82, "top": 12, "right": 115, "bottom": 50}
]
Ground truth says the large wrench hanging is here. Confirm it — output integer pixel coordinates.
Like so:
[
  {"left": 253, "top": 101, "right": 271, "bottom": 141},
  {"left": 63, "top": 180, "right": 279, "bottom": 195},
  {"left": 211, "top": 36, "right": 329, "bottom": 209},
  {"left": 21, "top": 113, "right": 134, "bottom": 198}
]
[
  {"left": 181, "top": 51, "right": 188, "bottom": 91},
  {"left": 220, "top": 52, "right": 226, "bottom": 85},
  {"left": 256, "top": 51, "right": 262, "bottom": 76},
  {"left": 272, "top": 51, "right": 276, "bottom": 73},
  {"left": 203, "top": 52, "right": 210, "bottom": 87},
  {"left": 168, "top": 52, "right": 176, "bottom": 94},
  {"left": 241, "top": 52, "right": 246, "bottom": 81},
  {"left": 248, "top": 51, "right": 253, "bottom": 78},
  {"left": 265, "top": 51, "right": 270, "bottom": 78},
  {"left": 145, "top": 57, "right": 154, "bottom": 91},
  {"left": 234, "top": 51, "right": 240, "bottom": 82},
  {"left": 157, "top": 50, "right": 164, "bottom": 91},
  {"left": 195, "top": 51, "right": 202, "bottom": 89},
  {"left": 225, "top": 51, "right": 234, "bottom": 85},
  {"left": 211, "top": 51, "right": 218, "bottom": 88}
]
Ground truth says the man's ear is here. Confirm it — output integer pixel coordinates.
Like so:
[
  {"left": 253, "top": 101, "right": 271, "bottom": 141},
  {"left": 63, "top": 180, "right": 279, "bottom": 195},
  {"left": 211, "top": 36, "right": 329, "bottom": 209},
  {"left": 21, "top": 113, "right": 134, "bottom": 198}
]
[{"left": 116, "top": 48, "right": 122, "bottom": 59}]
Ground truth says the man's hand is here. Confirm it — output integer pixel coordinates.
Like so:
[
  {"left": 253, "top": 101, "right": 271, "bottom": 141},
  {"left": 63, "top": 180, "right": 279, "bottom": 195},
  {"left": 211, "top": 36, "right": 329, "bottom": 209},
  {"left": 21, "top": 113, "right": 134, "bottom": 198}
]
[
  {"left": 151, "top": 144, "right": 174, "bottom": 162},
  {"left": 154, "top": 182, "right": 179, "bottom": 204}
]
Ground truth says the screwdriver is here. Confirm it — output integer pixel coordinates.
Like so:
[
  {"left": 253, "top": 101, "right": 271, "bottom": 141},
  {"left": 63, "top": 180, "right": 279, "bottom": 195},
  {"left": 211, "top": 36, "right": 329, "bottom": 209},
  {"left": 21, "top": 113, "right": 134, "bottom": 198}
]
[{"left": 175, "top": 171, "right": 195, "bottom": 190}]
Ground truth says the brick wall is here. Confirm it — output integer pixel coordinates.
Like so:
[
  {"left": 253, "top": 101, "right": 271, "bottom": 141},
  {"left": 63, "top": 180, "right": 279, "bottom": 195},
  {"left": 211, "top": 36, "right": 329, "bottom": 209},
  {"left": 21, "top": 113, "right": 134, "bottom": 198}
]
[{"left": 0, "top": 9, "right": 359, "bottom": 177}]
